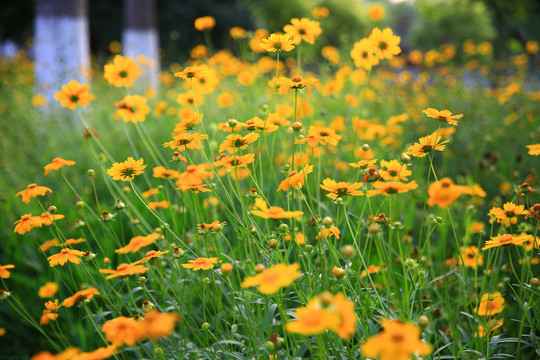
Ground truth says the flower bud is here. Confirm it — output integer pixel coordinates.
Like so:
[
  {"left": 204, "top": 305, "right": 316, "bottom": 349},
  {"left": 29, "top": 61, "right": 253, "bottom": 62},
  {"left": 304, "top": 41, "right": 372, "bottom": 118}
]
[
  {"left": 400, "top": 152, "right": 411, "bottom": 163},
  {"left": 142, "top": 300, "right": 154, "bottom": 312},
  {"left": 114, "top": 199, "right": 125, "bottom": 210},
  {"left": 278, "top": 223, "right": 289, "bottom": 234},
  {"left": 0, "top": 290, "right": 12, "bottom": 301},
  {"left": 254, "top": 264, "right": 265, "bottom": 273},
  {"left": 361, "top": 143, "right": 370, "bottom": 151},
  {"left": 332, "top": 267, "right": 345, "bottom": 278},
  {"left": 201, "top": 322, "right": 210, "bottom": 331},
  {"left": 304, "top": 244, "right": 313, "bottom": 253},
  {"left": 172, "top": 246, "right": 185, "bottom": 258},
  {"left": 291, "top": 122, "right": 303, "bottom": 132},
  {"left": 320, "top": 291, "right": 333, "bottom": 306},
  {"left": 122, "top": 186, "right": 131, "bottom": 194},
  {"left": 321, "top": 216, "right": 333, "bottom": 227},
  {"left": 268, "top": 238, "right": 278, "bottom": 248},
  {"left": 101, "top": 211, "right": 114, "bottom": 222},
  {"left": 342, "top": 245, "right": 355, "bottom": 258},
  {"left": 228, "top": 118, "right": 238, "bottom": 128},
  {"left": 76, "top": 201, "right": 84, "bottom": 208},
  {"left": 368, "top": 224, "right": 381, "bottom": 234},
  {"left": 221, "top": 263, "right": 233, "bottom": 274},
  {"left": 335, "top": 197, "right": 343, "bottom": 205},
  {"left": 87, "top": 169, "right": 95, "bottom": 176},
  {"left": 530, "top": 278, "right": 540, "bottom": 286},
  {"left": 48, "top": 205, "right": 57, "bottom": 213},
  {"left": 418, "top": 315, "right": 430, "bottom": 327},
  {"left": 138, "top": 276, "right": 147, "bottom": 283},
  {"left": 84, "top": 252, "right": 96, "bottom": 262}
]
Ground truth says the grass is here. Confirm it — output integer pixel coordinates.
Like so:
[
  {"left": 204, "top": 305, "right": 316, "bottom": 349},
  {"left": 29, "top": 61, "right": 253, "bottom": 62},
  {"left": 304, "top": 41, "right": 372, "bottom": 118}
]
[{"left": 0, "top": 24, "right": 539, "bottom": 360}]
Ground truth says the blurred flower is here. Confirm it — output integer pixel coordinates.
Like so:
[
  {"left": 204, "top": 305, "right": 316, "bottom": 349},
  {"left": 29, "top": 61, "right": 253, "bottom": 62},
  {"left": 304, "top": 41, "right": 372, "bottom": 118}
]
[
  {"left": 99, "top": 263, "right": 148, "bottom": 279},
  {"left": 15, "top": 184, "right": 52, "bottom": 204},
  {"left": 114, "top": 95, "right": 150, "bottom": 123},
  {"left": 54, "top": 80, "right": 95, "bottom": 110},
  {"left": 38, "top": 282, "right": 59, "bottom": 298},
  {"left": 44, "top": 157, "right": 76, "bottom": 176},
  {"left": 321, "top": 179, "right": 364, "bottom": 200},
  {"left": 283, "top": 18, "right": 322, "bottom": 45},
  {"left": 102, "top": 316, "right": 145, "bottom": 346},
  {"left": 407, "top": 133, "right": 449, "bottom": 157},
  {"left": 241, "top": 263, "right": 301, "bottom": 294},
  {"left": 14, "top": 214, "right": 43, "bottom": 234},
  {"left": 350, "top": 38, "right": 379, "bottom": 70},
  {"left": 312, "top": 7, "right": 329, "bottom": 18},
  {"left": 194, "top": 16, "right": 216, "bottom": 31},
  {"left": 142, "top": 310, "right": 180, "bottom": 339},
  {"left": 482, "top": 233, "right": 532, "bottom": 251},
  {"left": 104, "top": 55, "right": 140, "bottom": 87},
  {"left": 368, "top": 5, "right": 385, "bottom": 22},
  {"left": 181, "top": 257, "right": 220, "bottom": 271},
  {"left": 251, "top": 198, "right": 304, "bottom": 219},
  {"left": 475, "top": 292, "right": 505, "bottom": 316},
  {"left": 115, "top": 233, "right": 160, "bottom": 254},
  {"left": 62, "top": 288, "right": 100, "bottom": 307},
  {"left": 0, "top": 264, "right": 15, "bottom": 279},
  {"left": 230, "top": 26, "right": 247, "bottom": 39},
  {"left": 107, "top": 157, "right": 146, "bottom": 181}
]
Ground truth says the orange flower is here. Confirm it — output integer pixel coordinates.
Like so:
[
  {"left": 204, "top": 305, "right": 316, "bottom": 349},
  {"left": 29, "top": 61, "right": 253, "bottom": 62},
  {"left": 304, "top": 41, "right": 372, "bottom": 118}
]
[
  {"left": 114, "top": 95, "right": 150, "bottom": 123},
  {"left": 164, "top": 132, "right": 208, "bottom": 152},
  {"left": 71, "top": 346, "right": 118, "bottom": 360},
  {"left": 276, "top": 75, "right": 318, "bottom": 96},
  {"left": 423, "top": 108, "right": 463, "bottom": 126},
  {"left": 213, "top": 154, "right": 255, "bottom": 170},
  {"left": 407, "top": 133, "right": 449, "bottom": 157},
  {"left": 14, "top": 214, "right": 43, "bottom": 234},
  {"left": 38, "top": 282, "right": 59, "bottom": 298},
  {"left": 181, "top": 257, "right": 220, "bottom": 271},
  {"left": 368, "top": 5, "right": 385, "bottom": 22},
  {"left": 230, "top": 26, "right": 247, "bottom": 39},
  {"left": 107, "top": 157, "right": 146, "bottom": 181},
  {"left": 241, "top": 263, "right": 301, "bottom": 294},
  {"left": 482, "top": 233, "right": 532, "bottom": 251},
  {"left": 369, "top": 27, "right": 401, "bottom": 60},
  {"left": 142, "top": 310, "right": 180, "bottom": 339},
  {"left": 459, "top": 246, "right": 484, "bottom": 269},
  {"left": 316, "top": 226, "right": 340, "bottom": 240},
  {"left": 367, "top": 180, "right": 418, "bottom": 197},
  {"left": 379, "top": 160, "right": 411, "bottom": 181},
  {"left": 54, "top": 80, "right": 95, "bottom": 109},
  {"left": 0, "top": 264, "right": 15, "bottom": 279},
  {"left": 488, "top": 202, "right": 528, "bottom": 227},
  {"left": 218, "top": 133, "right": 260, "bottom": 153},
  {"left": 39, "top": 212, "right": 65, "bottom": 226},
  {"left": 427, "top": 177, "right": 472, "bottom": 208},
  {"left": 47, "top": 249, "right": 85, "bottom": 266},
  {"left": 350, "top": 38, "right": 379, "bottom": 70},
  {"left": 102, "top": 316, "right": 145, "bottom": 346},
  {"left": 360, "top": 265, "right": 381, "bottom": 278},
  {"left": 277, "top": 165, "right": 313, "bottom": 191},
  {"left": 44, "top": 157, "right": 75, "bottom": 175},
  {"left": 312, "top": 7, "right": 329, "bottom": 18},
  {"left": 40, "top": 239, "right": 61, "bottom": 252},
  {"left": 133, "top": 250, "right": 170, "bottom": 264},
  {"left": 197, "top": 221, "right": 227, "bottom": 232},
  {"left": 260, "top": 33, "right": 295, "bottom": 52},
  {"left": 152, "top": 166, "right": 180, "bottom": 179},
  {"left": 15, "top": 184, "right": 52, "bottom": 204},
  {"left": 62, "top": 288, "right": 100, "bottom": 307},
  {"left": 115, "top": 233, "right": 160, "bottom": 254},
  {"left": 148, "top": 201, "right": 170, "bottom": 210},
  {"left": 321, "top": 179, "right": 364, "bottom": 200},
  {"left": 476, "top": 319, "right": 503, "bottom": 337},
  {"left": 286, "top": 292, "right": 357, "bottom": 340},
  {"left": 174, "top": 65, "right": 205, "bottom": 80},
  {"left": 526, "top": 144, "right": 540, "bottom": 156},
  {"left": 251, "top": 198, "right": 303, "bottom": 219},
  {"left": 475, "top": 292, "right": 505, "bottom": 316},
  {"left": 104, "top": 55, "right": 140, "bottom": 87},
  {"left": 361, "top": 319, "right": 432, "bottom": 360},
  {"left": 283, "top": 18, "right": 322, "bottom": 45},
  {"left": 194, "top": 16, "right": 215, "bottom": 31},
  {"left": 99, "top": 263, "right": 148, "bottom": 280}
]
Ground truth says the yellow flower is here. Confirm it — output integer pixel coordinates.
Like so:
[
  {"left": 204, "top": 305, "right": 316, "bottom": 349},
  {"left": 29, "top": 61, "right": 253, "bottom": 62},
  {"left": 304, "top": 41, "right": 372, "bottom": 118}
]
[
  {"left": 182, "top": 257, "right": 220, "bottom": 271},
  {"left": 260, "top": 33, "right": 295, "bottom": 52},
  {"left": 47, "top": 249, "right": 85, "bottom": 266},
  {"left": 407, "top": 133, "right": 449, "bottom": 157},
  {"left": 283, "top": 18, "right": 322, "bottom": 45},
  {"left": 423, "top": 108, "right": 463, "bottom": 126},
  {"left": 102, "top": 317, "right": 145, "bottom": 346},
  {"left": 361, "top": 319, "right": 432, "bottom": 360},
  {"left": 526, "top": 144, "right": 540, "bottom": 156},
  {"left": 482, "top": 233, "right": 532, "bottom": 251},
  {"left": 0, "top": 264, "right": 15, "bottom": 279},
  {"left": 251, "top": 198, "right": 303, "bottom": 219},
  {"left": 277, "top": 165, "right": 313, "bottom": 191},
  {"left": 38, "top": 282, "right": 58, "bottom": 298},
  {"left": 104, "top": 55, "right": 140, "bottom": 87},
  {"left": 350, "top": 38, "right": 380, "bottom": 70},
  {"left": 194, "top": 16, "right": 215, "bottom": 31},
  {"left": 54, "top": 80, "right": 95, "bottom": 110},
  {"left": 241, "top": 263, "right": 301, "bottom": 294},
  {"left": 321, "top": 179, "right": 364, "bottom": 200},
  {"left": 44, "top": 157, "right": 76, "bottom": 175},
  {"left": 475, "top": 292, "right": 505, "bottom": 316},
  {"left": 368, "top": 5, "right": 385, "bottom": 22},
  {"left": 114, "top": 95, "right": 150, "bottom": 123},
  {"left": 369, "top": 27, "right": 401, "bottom": 60},
  {"left": 107, "top": 157, "right": 146, "bottom": 181},
  {"left": 115, "top": 233, "right": 160, "bottom": 254}
]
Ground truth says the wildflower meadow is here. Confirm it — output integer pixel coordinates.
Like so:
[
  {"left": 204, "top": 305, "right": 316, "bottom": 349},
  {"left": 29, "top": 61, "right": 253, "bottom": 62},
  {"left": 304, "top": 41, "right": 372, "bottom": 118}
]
[{"left": 1, "top": 2, "right": 539, "bottom": 359}]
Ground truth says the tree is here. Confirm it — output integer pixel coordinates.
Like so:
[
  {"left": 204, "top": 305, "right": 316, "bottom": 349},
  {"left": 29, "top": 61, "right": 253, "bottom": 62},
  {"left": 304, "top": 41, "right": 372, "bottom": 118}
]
[
  {"left": 123, "top": 0, "right": 160, "bottom": 90},
  {"left": 34, "top": 0, "right": 90, "bottom": 103}
]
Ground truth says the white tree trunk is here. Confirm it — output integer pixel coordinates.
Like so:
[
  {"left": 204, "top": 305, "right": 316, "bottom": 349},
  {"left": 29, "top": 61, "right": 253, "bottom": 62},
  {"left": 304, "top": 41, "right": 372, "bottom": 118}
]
[
  {"left": 34, "top": 0, "right": 90, "bottom": 105},
  {"left": 122, "top": 0, "right": 160, "bottom": 91}
]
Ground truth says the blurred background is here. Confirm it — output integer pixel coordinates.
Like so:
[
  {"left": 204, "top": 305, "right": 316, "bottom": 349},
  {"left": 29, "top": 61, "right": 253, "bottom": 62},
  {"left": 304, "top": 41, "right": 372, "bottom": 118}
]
[{"left": 1, "top": 0, "right": 539, "bottom": 66}]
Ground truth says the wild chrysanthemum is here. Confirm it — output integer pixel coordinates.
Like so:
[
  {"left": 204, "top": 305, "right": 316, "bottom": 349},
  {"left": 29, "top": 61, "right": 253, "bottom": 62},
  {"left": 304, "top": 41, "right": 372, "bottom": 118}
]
[
  {"left": 44, "top": 157, "right": 76, "bottom": 175},
  {"left": 104, "top": 55, "right": 140, "bottom": 87},
  {"left": 369, "top": 27, "right": 401, "bottom": 60},
  {"left": 260, "top": 33, "right": 295, "bottom": 52},
  {"left": 251, "top": 198, "right": 304, "bottom": 219},
  {"left": 47, "top": 249, "right": 85, "bottom": 266},
  {"left": 54, "top": 80, "right": 95, "bottom": 110},
  {"left": 526, "top": 144, "right": 540, "bottom": 155},
  {"left": 102, "top": 316, "right": 145, "bottom": 346},
  {"left": 114, "top": 95, "right": 150, "bottom": 123},
  {"left": 350, "top": 38, "right": 380, "bottom": 70},
  {"left": 181, "top": 257, "right": 220, "bottom": 271},
  {"left": 14, "top": 214, "right": 43, "bottom": 234},
  {"left": 283, "top": 18, "right": 322, "bottom": 45},
  {"left": 427, "top": 177, "right": 472, "bottom": 208},
  {"left": 218, "top": 133, "right": 260, "bottom": 153},
  {"left": 174, "top": 65, "right": 205, "bottom": 79},
  {"left": 115, "top": 233, "right": 160, "bottom": 254},
  {"left": 241, "top": 263, "right": 301, "bottom": 294},
  {"left": 459, "top": 246, "right": 484, "bottom": 269},
  {"left": 320, "top": 179, "right": 364, "bottom": 200},
  {"left": 38, "top": 282, "right": 58, "bottom": 298},
  {"left": 407, "top": 133, "right": 449, "bottom": 157},
  {"left": 488, "top": 202, "right": 528, "bottom": 227},
  {"left": 0, "top": 264, "right": 15, "bottom": 279},
  {"left": 367, "top": 180, "right": 418, "bottom": 197},
  {"left": 423, "top": 108, "right": 463, "bottom": 126},
  {"left": 15, "top": 184, "right": 52, "bottom": 204},
  {"left": 482, "top": 233, "right": 532, "bottom": 250},
  {"left": 277, "top": 165, "right": 313, "bottom": 191},
  {"left": 99, "top": 263, "right": 148, "bottom": 279},
  {"left": 62, "top": 288, "right": 100, "bottom": 307},
  {"left": 107, "top": 157, "right": 146, "bottom": 181},
  {"left": 475, "top": 292, "right": 505, "bottom": 316},
  {"left": 142, "top": 310, "right": 180, "bottom": 339},
  {"left": 361, "top": 319, "right": 432, "bottom": 360}
]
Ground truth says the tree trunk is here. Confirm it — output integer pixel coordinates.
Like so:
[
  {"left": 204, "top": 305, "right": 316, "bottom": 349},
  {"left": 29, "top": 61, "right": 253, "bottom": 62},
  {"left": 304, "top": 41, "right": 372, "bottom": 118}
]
[
  {"left": 122, "top": 0, "right": 160, "bottom": 90},
  {"left": 34, "top": 0, "right": 90, "bottom": 104}
]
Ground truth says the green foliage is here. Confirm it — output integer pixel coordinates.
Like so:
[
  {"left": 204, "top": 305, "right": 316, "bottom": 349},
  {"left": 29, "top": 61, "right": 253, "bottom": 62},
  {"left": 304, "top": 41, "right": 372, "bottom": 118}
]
[{"left": 409, "top": 0, "right": 496, "bottom": 51}]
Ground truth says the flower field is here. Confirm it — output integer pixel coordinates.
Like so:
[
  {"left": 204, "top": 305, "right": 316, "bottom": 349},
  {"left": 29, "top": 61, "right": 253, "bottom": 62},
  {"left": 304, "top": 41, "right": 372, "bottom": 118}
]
[{"left": 1, "top": 7, "right": 539, "bottom": 360}]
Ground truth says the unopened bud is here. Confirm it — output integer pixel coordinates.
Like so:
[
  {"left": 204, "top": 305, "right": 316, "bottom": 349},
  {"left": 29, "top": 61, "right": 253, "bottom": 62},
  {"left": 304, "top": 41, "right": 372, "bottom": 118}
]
[
  {"left": 142, "top": 300, "right": 154, "bottom": 312},
  {"left": 48, "top": 205, "right": 57, "bottom": 213},
  {"left": 342, "top": 245, "right": 355, "bottom": 258},
  {"left": 268, "top": 238, "right": 278, "bottom": 248},
  {"left": 201, "top": 322, "right": 210, "bottom": 331},
  {"left": 221, "top": 263, "right": 233, "bottom": 274},
  {"left": 87, "top": 169, "right": 95, "bottom": 176},
  {"left": 418, "top": 315, "right": 430, "bottom": 327},
  {"left": 322, "top": 216, "right": 333, "bottom": 227},
  {"left": 254, "top": 264, "right": 265, "bottom": 273},
  {"left": 114, "top": 199, "right": 125, "bottom": 210},
  {"left": 333, "top": 267, "right": 345, "bottom": 278}
]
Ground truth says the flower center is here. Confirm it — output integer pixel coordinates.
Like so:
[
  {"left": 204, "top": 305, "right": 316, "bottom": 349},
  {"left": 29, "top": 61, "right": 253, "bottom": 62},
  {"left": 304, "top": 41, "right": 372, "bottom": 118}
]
[
  {"left": 119, "top": 70, "right": 128, "bottom": 78},
  {"left": 70, "top": 95, "right": 80, "bottom": 103},
  {"left": 379, "top": 41, "right": 388, "bottom": 50}
]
